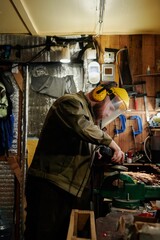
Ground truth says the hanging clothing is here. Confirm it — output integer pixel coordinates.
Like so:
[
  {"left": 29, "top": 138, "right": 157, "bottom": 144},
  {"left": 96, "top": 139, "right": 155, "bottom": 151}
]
[{"left": 31, "top": 75, "right": 77, "bottom": 98}]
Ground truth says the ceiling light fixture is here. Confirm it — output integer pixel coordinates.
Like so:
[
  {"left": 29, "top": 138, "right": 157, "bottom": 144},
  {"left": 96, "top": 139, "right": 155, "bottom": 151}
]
[{"left": 60, "top": 45, "right": 70, "bottom": 63}]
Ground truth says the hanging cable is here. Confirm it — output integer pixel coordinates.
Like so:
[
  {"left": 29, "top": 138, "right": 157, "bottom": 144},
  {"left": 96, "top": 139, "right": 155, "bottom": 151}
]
[
  {"left": 26, "top": 47, "right": 47, "bottom": 63},
  {"left": 143, "top": 136, "right": 152, "bottom": 162},
  {"left": 115, "top": 47, "right": 128, "bottom": 86},
  {"left": 99, "top": 0, "right": 106, "bottom": 24},
  {"left": 98, "top": 0, "right": 106, "bottom": 35}
]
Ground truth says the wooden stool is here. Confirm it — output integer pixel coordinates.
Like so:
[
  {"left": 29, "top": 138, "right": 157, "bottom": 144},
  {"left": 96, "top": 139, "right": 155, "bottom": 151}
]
[{"left": 67, "top": 209, "right": 97, "bottom": 240}]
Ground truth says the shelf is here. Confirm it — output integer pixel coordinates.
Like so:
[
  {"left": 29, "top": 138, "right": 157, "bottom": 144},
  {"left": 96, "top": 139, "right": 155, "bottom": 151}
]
[
  {"left": 150, "top": 128, "right": 160, "bottom": 131},
  {"left": 134, "top": 73, "right": 160, "bottom": 78}
]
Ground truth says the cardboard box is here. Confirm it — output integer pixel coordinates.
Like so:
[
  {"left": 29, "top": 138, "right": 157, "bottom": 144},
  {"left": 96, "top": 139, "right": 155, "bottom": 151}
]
[
  {"left": 134, "top": 216, "right": 157, "bottom": 223},
  {"left": 135, "top": 221, "right": 160, "bottom": 240}
]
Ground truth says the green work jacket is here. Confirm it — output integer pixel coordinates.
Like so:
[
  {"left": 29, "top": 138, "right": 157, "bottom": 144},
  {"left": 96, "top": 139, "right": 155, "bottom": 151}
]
[{"left": 28, "top": 91, "right": 112, "bottom": 197}]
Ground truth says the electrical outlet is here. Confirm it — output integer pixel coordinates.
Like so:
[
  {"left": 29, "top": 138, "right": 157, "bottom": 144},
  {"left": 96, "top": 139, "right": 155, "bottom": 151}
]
[{"left": 104, "top": 52, "right": 115, "bottom": 63}]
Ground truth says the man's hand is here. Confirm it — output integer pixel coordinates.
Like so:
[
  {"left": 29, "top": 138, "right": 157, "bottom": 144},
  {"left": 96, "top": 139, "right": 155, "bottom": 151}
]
[
  {"left": 109, "top": 140, "right": 125, "bottom": 165},
  {"left": 111, "top": 149, "right": 125, "bottom": 164}
]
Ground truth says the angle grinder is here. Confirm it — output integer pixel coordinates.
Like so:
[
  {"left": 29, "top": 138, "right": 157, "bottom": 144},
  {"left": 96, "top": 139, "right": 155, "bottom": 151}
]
[{"left": 99, "top": 146, "right": 128, "bottom": 172}]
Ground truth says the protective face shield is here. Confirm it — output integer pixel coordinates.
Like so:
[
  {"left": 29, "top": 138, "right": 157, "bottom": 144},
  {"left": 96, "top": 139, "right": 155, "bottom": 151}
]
[{"left": 91, "top": 85, "right": 129, "bottom": 128}]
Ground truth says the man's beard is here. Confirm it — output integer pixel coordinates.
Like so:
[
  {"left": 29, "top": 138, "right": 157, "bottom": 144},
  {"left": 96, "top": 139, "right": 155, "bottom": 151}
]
[{"left": 92, "top": 102, "right": 104, "bottom": 121}]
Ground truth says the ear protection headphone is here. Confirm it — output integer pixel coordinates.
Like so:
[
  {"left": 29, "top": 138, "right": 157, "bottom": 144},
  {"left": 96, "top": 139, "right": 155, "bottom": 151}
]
[{"left": 92, "top": 85, "right": 113, "bottom": 102}]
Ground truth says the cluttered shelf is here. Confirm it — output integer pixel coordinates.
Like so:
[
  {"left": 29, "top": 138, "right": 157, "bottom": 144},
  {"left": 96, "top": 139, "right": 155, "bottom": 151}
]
[
  {"left": 124, "top": 163, "right": 160, "bottom": 173},
  {"left": 124, "top": 163, "right": 160, "bottom": 172},
  {"left": 105, "top": 163, "right": 160, "bottom": 167},
  {"left": 124, "top": 163, "right": 158, "bottom": 166},
  {"left": 103, "top": 163, "right": 160, "bottom": 174},
  {"left": 150, "top": 128, "right": 160, "bottom": 131}
]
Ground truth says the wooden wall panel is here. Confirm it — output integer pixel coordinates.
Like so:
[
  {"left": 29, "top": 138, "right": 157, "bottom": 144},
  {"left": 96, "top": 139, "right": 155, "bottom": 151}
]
[
  {"left": 155, "top": 36, "right": 160, "bottom": 94},
  {"left": 97, "top": 34, "right": 159, "bottom": 154},
  {"left": 141, "top": 36, "right": 155, "bottom": 100}
]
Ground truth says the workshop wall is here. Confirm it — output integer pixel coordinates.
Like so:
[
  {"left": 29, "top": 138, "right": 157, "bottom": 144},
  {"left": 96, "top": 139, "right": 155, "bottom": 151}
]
[
  {"left": 0, "top": 34, "right": 160, "bottom": 155},
  {"left": 0, "top": 34, "right": 160, "bottom": 238},
  {"left": 96, "top": 35, "right": 160, "bottom": 153}
]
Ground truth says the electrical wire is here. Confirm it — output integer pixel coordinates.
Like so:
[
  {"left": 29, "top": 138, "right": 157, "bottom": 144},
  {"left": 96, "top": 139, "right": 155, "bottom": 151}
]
[
  {"left": 0, "top": 35, "right": 93, "bottom": 65},
  {"left": 143, "top": 136, "right": 152, "bottom": 162},
  {"left": 26, "top": 47, "right": 47, "bottom": 63},
  {"left": 8, "top": 46, "right": 48, "bottom": 71},
  {"left": 99, "top": 0, "right": 106, "bottom": 24},
  {"left": 115, "top": 47, "right": 128, "bottom": 86}
]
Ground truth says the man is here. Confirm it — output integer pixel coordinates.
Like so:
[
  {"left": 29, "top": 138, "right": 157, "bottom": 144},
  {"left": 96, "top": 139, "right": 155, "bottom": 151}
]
[{"left": 24, "top": 83, "right": 129, "bottom": 240}]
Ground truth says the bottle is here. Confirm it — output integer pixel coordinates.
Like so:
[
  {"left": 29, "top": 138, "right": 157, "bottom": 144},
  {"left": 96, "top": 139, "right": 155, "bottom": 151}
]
[
  {"left": 127, "top": 151, "right": 132, "bottom": 163},
  {"left": 147, "top": 65, "right": 151, "bottom": 74},
  {"left": 127, "top": 157, "right": 132, "bottom": 163}
]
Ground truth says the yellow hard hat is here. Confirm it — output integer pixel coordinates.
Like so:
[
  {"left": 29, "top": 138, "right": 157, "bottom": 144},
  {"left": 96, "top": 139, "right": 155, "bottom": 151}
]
[
  {"left": 92, "top": 85, "right": 129, "bottom": 110},
  {"left": 111, "top": 87, "right": 130, "bottom": 110}
]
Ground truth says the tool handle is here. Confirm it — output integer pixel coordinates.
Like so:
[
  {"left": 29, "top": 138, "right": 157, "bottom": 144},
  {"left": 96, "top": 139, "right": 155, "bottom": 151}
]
[
  {"left": 99, "top": 146, "right": 113, "bottom": 157},
  {"left": 134, "top": 97, "right": 138, "bottom": 110},
  {"left": 114, "top": 114, "right": 126, "bottom": 134},
  {"left": 130, "top": 115, "right": 143, "bottom": 135}
]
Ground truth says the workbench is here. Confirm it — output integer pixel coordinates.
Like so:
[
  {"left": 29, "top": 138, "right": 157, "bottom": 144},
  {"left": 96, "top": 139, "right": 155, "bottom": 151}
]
[{"left": 92, "top": 162, "right": 160, "bottom": 216}]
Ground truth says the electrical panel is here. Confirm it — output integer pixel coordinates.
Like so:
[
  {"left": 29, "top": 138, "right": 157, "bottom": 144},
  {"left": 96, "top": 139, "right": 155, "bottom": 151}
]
[{"left": 102, "top": 63, "right": 115, "bottom": 82}]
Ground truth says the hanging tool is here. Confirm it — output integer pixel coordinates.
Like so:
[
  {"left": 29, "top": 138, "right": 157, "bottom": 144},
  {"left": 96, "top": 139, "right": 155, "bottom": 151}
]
[
  {"left": 131, "top": 125, "right": 138, "bottom": 153},
  {"left": 123, "top": 81, "right": 147, "bottom": 110},
  {"left": 133, "top": 94, "right": 138, "bottom": 110},
  {"left": 114, "top": 114, "right": 126, "bottom": 136},
  {"left": 130, "top": 116, "right": 143, "bottom": 161},
  {"left": 116, "top": 47, "right": 133, "bottom": 87},
  {"left": 142, "top": 83, "right": 149, "bottom": 122},
  {"left": 116, "top": 47, "right": 149, "bottom": 115},
  {"left": 130, "top": 115, "right": 143, "bottom": 152},
  {"left": 128, "top": 82, "right": 149, "bottom": 120},
  {"left": 130, "top": 115, "right": 143, "bottom": 136}
]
